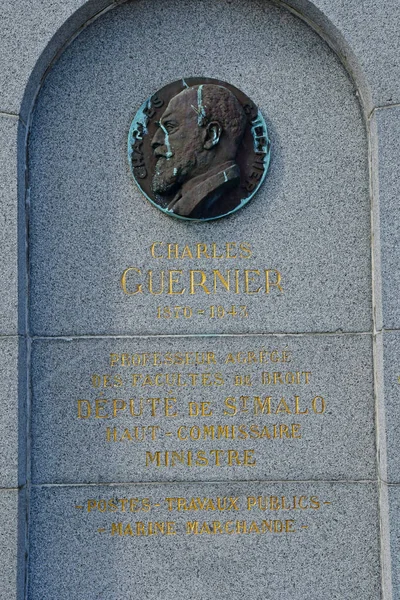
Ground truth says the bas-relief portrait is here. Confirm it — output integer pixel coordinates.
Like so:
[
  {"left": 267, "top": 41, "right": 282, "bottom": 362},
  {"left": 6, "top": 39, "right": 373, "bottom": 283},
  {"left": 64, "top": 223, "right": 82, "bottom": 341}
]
[
  {"left": 151, "top": 85, "right": 246, "bottom": 218},
  {"left": 128, "top": 78, "right": 270, "bottom": 221}
]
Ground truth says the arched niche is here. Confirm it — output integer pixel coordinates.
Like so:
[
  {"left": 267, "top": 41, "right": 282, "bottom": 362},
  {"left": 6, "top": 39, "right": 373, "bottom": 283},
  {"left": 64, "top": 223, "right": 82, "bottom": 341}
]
[
  {"left": 20, "top": 2, "right": 378, "bottom": 599},
  {"left": 25, "top": 0, "right": 370, "bottom": 337}
]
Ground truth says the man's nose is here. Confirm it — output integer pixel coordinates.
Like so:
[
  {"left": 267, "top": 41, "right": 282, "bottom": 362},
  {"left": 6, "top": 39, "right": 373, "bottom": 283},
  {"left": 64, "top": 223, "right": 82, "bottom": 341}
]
[{"left": 151, "top": 128, "right": 164, "bottom": 152}]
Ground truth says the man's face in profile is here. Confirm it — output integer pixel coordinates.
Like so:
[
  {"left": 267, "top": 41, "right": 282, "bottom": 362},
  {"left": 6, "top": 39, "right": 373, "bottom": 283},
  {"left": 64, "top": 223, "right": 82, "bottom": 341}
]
[
  {"left": 130, "top": 80, "right": 262, "bottom": 220},
  {"left": 151, "top": 89, "right": 204, "bottom": 196}
]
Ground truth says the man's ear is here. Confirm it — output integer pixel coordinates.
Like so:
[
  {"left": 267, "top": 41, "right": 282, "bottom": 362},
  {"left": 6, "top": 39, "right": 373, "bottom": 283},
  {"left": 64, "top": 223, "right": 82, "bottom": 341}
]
[{"left": 203, "top": 121, "right": 222, "bottom": 150}]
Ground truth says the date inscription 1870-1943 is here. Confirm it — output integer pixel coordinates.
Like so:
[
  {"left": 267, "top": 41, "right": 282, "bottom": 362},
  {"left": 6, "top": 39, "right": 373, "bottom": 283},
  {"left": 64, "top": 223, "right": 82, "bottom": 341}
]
[{"left": 128, "top": 78, "right": 271, "bottom": 221}]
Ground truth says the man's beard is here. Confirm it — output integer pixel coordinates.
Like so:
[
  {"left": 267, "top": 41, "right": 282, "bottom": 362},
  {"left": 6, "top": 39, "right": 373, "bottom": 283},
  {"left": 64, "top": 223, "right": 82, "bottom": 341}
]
[{"left": 152, "top": 156, "right": 196, "bottom": 196}]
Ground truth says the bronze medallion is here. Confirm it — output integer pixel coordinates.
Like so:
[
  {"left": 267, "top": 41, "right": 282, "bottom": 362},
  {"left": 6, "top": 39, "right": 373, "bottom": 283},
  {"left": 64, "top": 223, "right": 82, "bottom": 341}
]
[{"left": 128, "top": 78, "right": 270, "bottom": 221}]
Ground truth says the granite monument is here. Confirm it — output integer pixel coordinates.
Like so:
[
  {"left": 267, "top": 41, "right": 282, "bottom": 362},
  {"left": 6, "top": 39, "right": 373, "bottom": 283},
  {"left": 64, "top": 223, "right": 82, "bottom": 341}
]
[{"left": 1, "top": 0, "right": 400, "bottom": 599}]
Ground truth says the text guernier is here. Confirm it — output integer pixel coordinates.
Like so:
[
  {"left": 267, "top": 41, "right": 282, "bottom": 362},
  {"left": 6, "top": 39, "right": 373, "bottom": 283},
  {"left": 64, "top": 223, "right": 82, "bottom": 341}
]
[{"left": 120, "top": 242, "right": 283, "bottom": 296}]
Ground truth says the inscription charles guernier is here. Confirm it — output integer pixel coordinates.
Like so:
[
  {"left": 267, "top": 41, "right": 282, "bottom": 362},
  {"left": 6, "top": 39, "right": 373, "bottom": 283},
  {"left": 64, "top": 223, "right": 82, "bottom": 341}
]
[
  {"left": 120, "top": 241, "right": 284, "bottom": 320},
  {"left": 128, "top": 78, "right": 270, "bottom": 221}
]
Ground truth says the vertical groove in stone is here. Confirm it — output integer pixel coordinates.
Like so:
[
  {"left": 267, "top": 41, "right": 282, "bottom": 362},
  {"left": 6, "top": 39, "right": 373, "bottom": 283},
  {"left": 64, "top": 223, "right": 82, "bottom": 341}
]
[
  {"left": 20, "top": 80, "right": 30, "bottom": 600},
  {"left": 369, "top": 107, "right": 392, "bottom": 598}
]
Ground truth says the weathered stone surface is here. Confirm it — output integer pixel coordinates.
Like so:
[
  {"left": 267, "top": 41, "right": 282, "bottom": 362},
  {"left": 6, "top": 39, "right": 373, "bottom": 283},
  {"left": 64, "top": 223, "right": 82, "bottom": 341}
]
[
  {"left": 379, "top": 331, "right": 400, "bottom": 483},
  {"left": 286, "top": 0, "right": 400, "bottom": 110},
  {"left": 0, "top": 0, "right": 113, "bottom": 118},
  {"left": 384, "top": 484, "right": 400, "bottom": 599},
  {"left": 0, "top": 337, "right": 24, "bottom": 489},
  {"left": 1, "top": 0, "right": 400, "bottom": 116},
  {"left": 0, "top": 116, "right": 21, "bottom": 335},
  {"left": 373, "top": 106, "right": 400, "bottom": 330},
  {"left": 28, "top": 0, "right": 371, "bottom": 337},
  {"left": 0, "top": 490, "right": 23, "bottom": 600},
  {"left": 31, "top": 334, "right": 375, "bottom": 484},
  {"left": 28, "top": 481, "right": 380, "bottom": 600}
]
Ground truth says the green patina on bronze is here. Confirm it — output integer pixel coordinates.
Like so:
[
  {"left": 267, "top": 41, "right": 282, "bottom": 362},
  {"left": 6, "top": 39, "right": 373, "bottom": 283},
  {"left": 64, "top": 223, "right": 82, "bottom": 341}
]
[{"left": 128, "top": 78, "right": 270, "bottom": 222}]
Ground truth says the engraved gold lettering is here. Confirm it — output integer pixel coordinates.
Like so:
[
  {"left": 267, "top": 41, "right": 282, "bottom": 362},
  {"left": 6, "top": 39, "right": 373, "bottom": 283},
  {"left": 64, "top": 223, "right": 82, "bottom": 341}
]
[
  {"left": 150, "top": 242, "right": 163, "bottom": 259},
  {"left": 121, "top": 267, "right": 142, "bottom": 295},
  {"left": 265, "top": 269, "right": 283, "bottom": 293},
  {"left": 77, "top": 400, "right": 91, "bottom": 418},
  {"left": 213, "top": 270, "right": 231, "bottom": 292},
  {"left": 148, "top": 270, "right": 164, "bottom": 295},
  {"left": 168, "top": 271, "right": 185, "bottom": 295},
  {"left": 189, "top": 270, "right": 211, "bottom": 294},
  {"left": 244, "top": 269, "right": 261, "bottom": 293}
]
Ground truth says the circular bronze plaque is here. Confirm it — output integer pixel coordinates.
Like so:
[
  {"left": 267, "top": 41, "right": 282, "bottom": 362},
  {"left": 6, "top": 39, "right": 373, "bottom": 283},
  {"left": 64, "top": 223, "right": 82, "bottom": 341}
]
[{"left": 128, "top": 78, "right": 270, "bottom": 221}]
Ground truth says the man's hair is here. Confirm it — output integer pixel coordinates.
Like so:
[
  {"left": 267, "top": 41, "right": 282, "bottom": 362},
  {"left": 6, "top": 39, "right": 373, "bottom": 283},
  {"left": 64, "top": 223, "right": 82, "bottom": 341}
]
[{"left": 194, "top": 84, "right": 247, "bottom": 150}]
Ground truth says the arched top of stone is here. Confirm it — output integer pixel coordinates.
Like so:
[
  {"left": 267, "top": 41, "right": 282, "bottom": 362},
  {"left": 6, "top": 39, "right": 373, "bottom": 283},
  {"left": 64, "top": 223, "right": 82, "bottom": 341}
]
[
  {"left": 26, "top": 0, "right": 372, "bottom": 337},
  {"left": 15, "top": 0, "right": 382, "bottom": 124}
]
